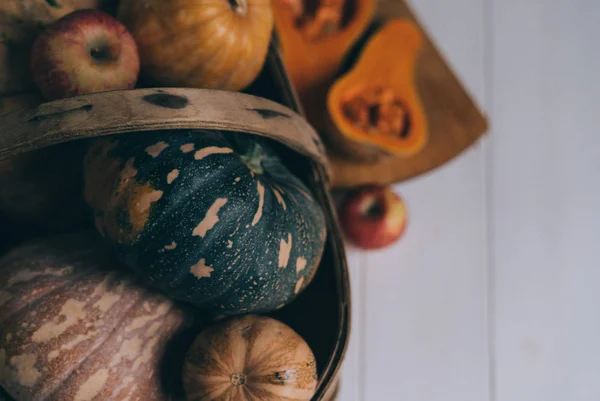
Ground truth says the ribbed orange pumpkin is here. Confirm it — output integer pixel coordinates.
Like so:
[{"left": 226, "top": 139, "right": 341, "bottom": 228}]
[
  {"left": 183, "top": 315, "right": 318, "bottom": 401},
  {"left": 117, "top": 0, "right": 273, "bottom": 91}
]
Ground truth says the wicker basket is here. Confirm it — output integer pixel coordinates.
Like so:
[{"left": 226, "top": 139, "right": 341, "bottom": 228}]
[{"left": 0, "top": 44, "right": 349, "bottom": 401}]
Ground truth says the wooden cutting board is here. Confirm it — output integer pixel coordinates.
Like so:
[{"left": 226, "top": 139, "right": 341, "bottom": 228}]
[{"left": 328, "top": 0, "right": 488, "bottom": 189}]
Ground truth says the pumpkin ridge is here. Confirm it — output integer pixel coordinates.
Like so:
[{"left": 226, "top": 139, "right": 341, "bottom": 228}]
[
  {"left": 173, "top": 226, "right": 258, "bottom": 307},
  {"left": 203, "top": 258, "right": 258, "bottom": 311},
  {"left": 0, "top": 261, "right": 91, "bottom": 326},
  {"left": 38, "top": 273, "right": 148, "bottom": 401},
  {"left": 47, "top": 297, "right": 179, "bottom": 401},
  {"left": 137, "top": 169, "right": 255, "bottom": 301},
  {"left": 223, "top": 177, "right": 320, "bottom": 311},
  {"left": 246, "top": 387, "right": 306, "bottom": 401},
  {"left": 218, "top": 60, "right": 244, "bottom": 94},
  {"left": 179, "top": 35, "right": 232, "bottom": 83},
  {"left": 0, "top": 235, "right": 193, "bottom": 401},
  {"left": 240, "top": 319, "right": 260, "bottom": 371},
  {"left": 243, "top": 385, "right": 263, "bottom": 400},
  {"left": 244, "top": 340, "right": 281, "bottom": 373}
]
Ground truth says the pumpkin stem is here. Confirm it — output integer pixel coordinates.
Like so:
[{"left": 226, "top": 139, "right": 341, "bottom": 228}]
[
  {"left": 228, "top": 0, "right": 248, "bottom": 16},
  {"left": 230, "top": 373, "right": 247, "bottom": 386},
  {"left": 240, "top": 143, "right": 265, "bottom": 175}
]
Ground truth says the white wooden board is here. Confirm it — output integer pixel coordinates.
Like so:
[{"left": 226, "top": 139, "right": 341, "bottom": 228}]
[
  {"left": 490, "top": 1, "right": 600, "bottom": 401},
  {"left": 339, "top": 0, "right": 490, "bottom": 399},
  {"left": 340, "top": 0, "right": 600, "bottom": 400}
]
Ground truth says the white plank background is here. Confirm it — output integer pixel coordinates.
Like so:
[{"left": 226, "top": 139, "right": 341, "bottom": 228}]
[{"left": 339, "top": 0, "right": 600, "bottom": 400}]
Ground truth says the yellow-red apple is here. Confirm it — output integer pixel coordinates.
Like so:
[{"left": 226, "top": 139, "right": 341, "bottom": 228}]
[
  {"left": 340, "top": 185, "right": 407, "bottom": 250},
  {"left": 30, "top": 9, "right": 139, "bottom": 100}
]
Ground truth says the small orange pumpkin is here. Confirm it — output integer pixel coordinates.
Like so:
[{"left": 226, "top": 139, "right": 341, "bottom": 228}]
[
  {"left": 182, "top": 314, "right": 318, "bottom": 401},
  {"left": 117, "top": 0, "right": 274, "bottom": 92}
]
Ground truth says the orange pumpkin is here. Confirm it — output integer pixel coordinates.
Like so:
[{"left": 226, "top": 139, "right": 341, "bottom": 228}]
[
  {"left": 117, "top": 0, "right": 274, "bottom": 92},
  {"left": 183, "top": 314, "right": 318, "bottom": 401}
]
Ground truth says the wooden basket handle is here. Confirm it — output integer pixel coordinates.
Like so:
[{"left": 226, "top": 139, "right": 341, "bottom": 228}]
[{"left": 0, "top": 88, "right": 329, "bottom": 179}]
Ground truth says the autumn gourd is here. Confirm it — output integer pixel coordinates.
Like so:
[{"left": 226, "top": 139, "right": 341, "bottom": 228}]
[
  {"left": 326, "top": 19, "right": 428, "bottom": 161},
  {"left": 117, "top": 0, "right": 273, "bottom": 91},
  {"left": 83, "top": 130, "right": 327, "bottom": 316},
  {"left": 272, "top": 0, "right": 376, "bottom": 130},
  {"left": 0, "top": 233, "right": 193, "bottom": 401},
  {"left": 183, "top": 314, "right": 317, "bottom": 401},
  {"left": 0, "top": 0, "right": 105, "bottom": 96}
]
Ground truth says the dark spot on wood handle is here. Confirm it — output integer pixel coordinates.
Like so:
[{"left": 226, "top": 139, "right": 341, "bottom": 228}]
[
  {"left": 143, "top": 93, "right": 189, "bottom": 109},
  {"left": 250, "top": 108, "right": 290, "bottom": 119},
  {"left": 27, "top": 104, "right": 93, "bottom": 123},
  {"left": 46, "top": 0, "right": 61, "bottom": 7}
]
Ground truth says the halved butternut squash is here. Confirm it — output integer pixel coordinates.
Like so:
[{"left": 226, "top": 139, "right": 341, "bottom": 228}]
[
  {"left": 326, "top": 19, "right": 428, "bottom": 161},
  {"left": 272, "top": 0, "right": 376, "bottom": 129}
]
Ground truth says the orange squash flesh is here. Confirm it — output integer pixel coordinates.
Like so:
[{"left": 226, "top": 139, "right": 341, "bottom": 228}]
[
  {"left": 272, "top": 0, "right": 376, "bottom": 129},
  {"left": 326, "top": 19, "right": 428, "bottom": 160}
]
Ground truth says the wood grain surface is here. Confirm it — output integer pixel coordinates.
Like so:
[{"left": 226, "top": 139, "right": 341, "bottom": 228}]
[
  {"left": 338, "top": 0, "right": 489, "bottom": 399},
  {"left": 340, "top": 0, "right": 600, "bottom": 400},
  {"left": 328, "top": 0, "right": 488, "bottom": 188}
]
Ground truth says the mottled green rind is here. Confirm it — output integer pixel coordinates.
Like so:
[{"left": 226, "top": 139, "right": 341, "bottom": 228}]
[{"left": 85, "top": 130, "right": 327, "bottom": 315}]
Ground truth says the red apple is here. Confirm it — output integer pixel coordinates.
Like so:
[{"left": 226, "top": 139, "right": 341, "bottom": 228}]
[
  {"left": 30, "top": 9, "right": 139, "bottom": 101},
  {"left": 339, "top": 185, "right": 407, "bottom": 250}
]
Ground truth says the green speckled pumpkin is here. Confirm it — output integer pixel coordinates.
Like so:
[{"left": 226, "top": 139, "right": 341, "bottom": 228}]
[{"left": 83, "top": 130, "right": 327, "bottom": 315}]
